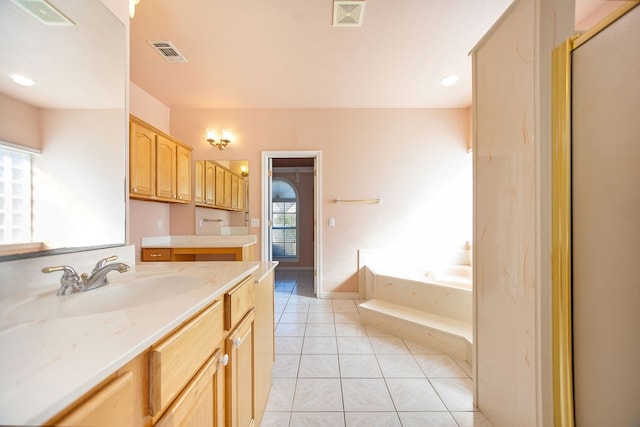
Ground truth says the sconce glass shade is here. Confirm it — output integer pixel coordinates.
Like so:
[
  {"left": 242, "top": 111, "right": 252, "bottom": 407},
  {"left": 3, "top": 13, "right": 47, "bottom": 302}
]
[
  {"left": 206, "top": 128, "right": 232, "bottom": 150},
  {"left": 129, "top": 0, "right": 140, "bottom": 18}
]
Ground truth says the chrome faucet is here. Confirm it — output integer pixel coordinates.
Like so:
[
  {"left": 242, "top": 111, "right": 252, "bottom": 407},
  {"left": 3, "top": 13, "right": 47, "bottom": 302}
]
[{"left": 43, "top": 256, "right": 130, "bottom": 296}]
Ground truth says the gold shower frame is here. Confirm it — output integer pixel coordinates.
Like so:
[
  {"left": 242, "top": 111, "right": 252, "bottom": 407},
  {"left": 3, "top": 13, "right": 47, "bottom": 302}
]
[{"left": 551, "top": 3, "right": 638, "bottom": 426}]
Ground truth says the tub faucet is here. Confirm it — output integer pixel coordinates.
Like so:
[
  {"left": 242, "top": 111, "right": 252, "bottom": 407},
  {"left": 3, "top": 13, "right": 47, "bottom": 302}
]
[{"left": 43, "top": 256, "right": 130, "bottom": 295}]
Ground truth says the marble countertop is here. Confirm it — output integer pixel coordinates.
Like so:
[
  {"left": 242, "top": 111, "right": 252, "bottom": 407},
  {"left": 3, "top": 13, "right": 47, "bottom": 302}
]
[
  {"left": 141, "top": 234, "right": 257, "bottom": 248},
  {"left": 0, "top": 260, "right": 274, "bottom": 426}
]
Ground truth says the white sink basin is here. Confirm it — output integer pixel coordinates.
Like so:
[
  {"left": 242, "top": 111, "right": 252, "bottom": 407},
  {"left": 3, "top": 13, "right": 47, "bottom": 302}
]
[{"left": 6, "top": 274, "right": 202, "bottom": 322}]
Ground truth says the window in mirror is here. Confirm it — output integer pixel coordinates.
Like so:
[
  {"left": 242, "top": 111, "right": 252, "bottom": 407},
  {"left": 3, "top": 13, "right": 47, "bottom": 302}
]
[{"left": 0, "top": 144, "right": 32, "bottom": 244}]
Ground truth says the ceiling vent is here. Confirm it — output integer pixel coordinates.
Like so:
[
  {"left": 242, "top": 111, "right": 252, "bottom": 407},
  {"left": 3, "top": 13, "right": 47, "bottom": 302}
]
[
  {"left": 148, "top": 41, "right": 188, "bottom": 63},
  {"left": 10, "top": 0, "right": 74, "bottom": 26},
  {"left": 333, "top": 1, "right": 365, "bottom": 27}
]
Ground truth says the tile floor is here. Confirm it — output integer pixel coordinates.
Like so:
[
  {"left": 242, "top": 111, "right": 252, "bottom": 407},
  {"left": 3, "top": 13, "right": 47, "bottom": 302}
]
[{"left": 261, "top": 269, "right": 492, "bottom": 427}]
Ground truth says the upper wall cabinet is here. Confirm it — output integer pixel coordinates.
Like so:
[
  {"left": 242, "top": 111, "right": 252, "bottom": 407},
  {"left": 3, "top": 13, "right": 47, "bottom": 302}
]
[
  {"left": 194, "top": 160, "right": 245, "bottom": 212},
  {"left": 130, "top": 115, "right": 192, "bottom": 204}
]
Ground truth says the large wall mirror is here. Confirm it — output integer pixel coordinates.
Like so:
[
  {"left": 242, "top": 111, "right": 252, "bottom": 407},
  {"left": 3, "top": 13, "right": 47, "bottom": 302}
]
[{"left": 0, "top": 0, "right": 126, "bottom": 260}]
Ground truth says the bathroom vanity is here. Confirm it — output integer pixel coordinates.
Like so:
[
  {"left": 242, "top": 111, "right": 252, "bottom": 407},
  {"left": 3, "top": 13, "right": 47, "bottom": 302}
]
[
  {"left": 140, "top": 235, "right": 257, "bottom": 262},
  {"left": 0, "top": 260, "right": 276, "bottom": 427}
]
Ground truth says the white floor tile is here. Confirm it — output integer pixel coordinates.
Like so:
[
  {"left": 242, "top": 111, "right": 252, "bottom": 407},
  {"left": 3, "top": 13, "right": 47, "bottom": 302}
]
[
  {"left": 280, "top": 312, "right": 309, "bottom": 324},
  {"left": 430, "top": 378, "right": 475, "bottom": 411},
  {"left": 299, "top": 354, "right": 340, "bottom": 378},
  {"left": 334, "top": 312, "right": 361, "bottom": 323},
  {"left": 376, "top": 355, "right": 425, "bottom": 378},
  {"left": 386, "top": 378, "right": 447, "bottom": 411},
  {"left": 397, "top": 412, "right": 458, "bottom": 427},
  {"left": 339, "top": 355, "right": 383, "bottom": 378},
  {"left": 342, "top": 379, "right": 395, "bottom": 412},
  {"left": 261, "top": 411, "right": 291, "bottom": 427},
  {"left": 292, "top": 378, "right": 344, "bottom": 411},
  {"left": 345, "top": 412, "right": 401, "bottom": 426},
  {"left": 335, "top": 323, "right": 367, "bottom": 337},
  {"left": 290, "top": 411, "right": 345, "bottom": 427},
  {"left": 369, "top": 336, "right": 410, "bottom": 354},
  {"left": 451, "top": 411, "right": 494, "bottom": 427},
  {"left": 307, "top": 311, "right": 336, "bottom": 324},
  {"left": 302, "top": 336, "right": 338, "bottom": 354},
  {"left": 276, "top": 323, "right": 306, "bottom": 337},
  {"left": 272, "top": 354, "right": 301, "bottom": 378},
  {"left": 268, "top": 269, "right": 488, "bottom": 426},
  {"left": 337, "top": 337, "right": 374, "bottom": 354},
  {"left": 265, "top": 378, "right": 297, "bottom": 411},
  {"left": 414, "top": 354, "right": 469, "bottom": 378},
  {"left": 305, "top": 323, "right": 336, "bottom": 337},
  {"left": 276, "top": 337, "right": 304, "bottom": 354}
]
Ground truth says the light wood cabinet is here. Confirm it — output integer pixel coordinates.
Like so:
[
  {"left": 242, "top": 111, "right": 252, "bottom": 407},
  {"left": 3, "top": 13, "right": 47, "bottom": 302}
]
[
  {"left": 150, "top": 300, "right": 224, "bottom": 416},
  {"left": 46, "top": 269, "right": 275, "bottom": 427},
  {"left": 253, "top": 269, "right": 275, "bottom": 426},
  {"left": 129, "top": 119, "right": 156, "bottom": 198},
  {"left": 226, "top": 310, "right": 255, "bottom": 427},
  {"left": 129, "top": 115, "right": 192, "bottom": 204},
  {"left": 155, "top": 349, "right": 226, "bottom": 427},
  {"left": 195, "top": 160, "right": 245, "bottom": 212},
  {"left": 48, "top": 351, "right": 151, "bottom": 427},
  {"left": 194, "top": 160, "right": 204, "bottom": 204}
]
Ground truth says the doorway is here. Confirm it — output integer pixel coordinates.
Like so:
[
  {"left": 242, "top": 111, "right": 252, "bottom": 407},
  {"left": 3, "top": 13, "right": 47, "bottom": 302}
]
[{"left": 261, "top": 151, "right": 322, "bottom": 297}]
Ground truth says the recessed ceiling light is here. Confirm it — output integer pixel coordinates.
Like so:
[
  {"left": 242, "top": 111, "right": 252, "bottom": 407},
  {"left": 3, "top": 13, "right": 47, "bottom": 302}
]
[
  {"left": 10, "top": 74, "right": 35, "bottom": 87},
  {"left": 440, "top": 74, "right": 459, "bottom": 87}
]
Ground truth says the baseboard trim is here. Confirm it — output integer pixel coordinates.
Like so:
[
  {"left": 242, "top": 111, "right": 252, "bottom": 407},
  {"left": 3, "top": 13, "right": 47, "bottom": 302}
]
[{"left": 318, "top": 291, "right": 361, "bottom": 299}]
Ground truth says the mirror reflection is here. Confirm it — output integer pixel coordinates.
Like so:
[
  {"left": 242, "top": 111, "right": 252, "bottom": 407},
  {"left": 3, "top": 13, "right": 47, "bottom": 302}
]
[
  {"left": 194, "top": 160, "right": 250, "bottom": 235},
  {"left": 0, "top": 0, "right": 126, "bottom": 259}
]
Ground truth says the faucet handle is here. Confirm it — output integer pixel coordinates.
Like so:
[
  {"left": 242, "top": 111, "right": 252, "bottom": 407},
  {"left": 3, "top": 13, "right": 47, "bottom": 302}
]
[
  {"left": 92, "top": 255, "right": 118, "bottom": 274},
  {"left": 42, "top": 265, "right": 82, "bottom": 295}
]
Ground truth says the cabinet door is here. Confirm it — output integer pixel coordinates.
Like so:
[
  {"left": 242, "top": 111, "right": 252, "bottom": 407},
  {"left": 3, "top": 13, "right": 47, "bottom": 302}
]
[
  {"left": 231, "top": 174, "right": 239, "bottom": 210},
  {"left": 130, "top": 120, "right": 156, "bottom": 197},
  {"left": 156, "top": 135, "right": 177, "bottom": 200},
  {"left": 253, "top": 270, "right": 274, "bottom": 426},
  {"left": 194, "top": 160, "right": 204, "bottom": 204},
  {"left": 215, "top": 166, "right": 225, "bottom": 207},
  {"left": 224, "top": 170, "right": 232, "bottom": 208},
  {"left": 155, "top": 350, "right": 226, "bottom": 427},
  {"left": 237, "top": 177, "right": 245, "bottom": 212},
  {"left": 176, "top": 144, "right": 191, "bottom": 202},
  {"left": 55, "top": 372, "right": 134, "bottom": 427},
  {"left": 226, "top": 310, "right": 255, "bottom": 427},
  {"left": 205, "top": 161, "right": 216, "bottom": 205}
]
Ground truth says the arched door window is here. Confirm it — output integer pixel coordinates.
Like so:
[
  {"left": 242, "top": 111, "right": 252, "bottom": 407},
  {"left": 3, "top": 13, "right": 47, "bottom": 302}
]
[{"left": 272, "top": 178, "right": 298, "bottom": 260}]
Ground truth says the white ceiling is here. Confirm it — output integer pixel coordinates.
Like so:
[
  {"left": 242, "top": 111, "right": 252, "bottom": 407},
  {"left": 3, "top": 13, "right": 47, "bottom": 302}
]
[
  {"left": 1, "top": 0, "right": 623, "bottom": 111},
  {"left": 130, "top": 0, "right": 625, "bottom": 110}
]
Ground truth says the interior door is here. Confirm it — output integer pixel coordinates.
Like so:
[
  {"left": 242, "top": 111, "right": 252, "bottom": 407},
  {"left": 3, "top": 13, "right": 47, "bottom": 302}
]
[{"left": 266, "top": 157, "right": 273, "bottom": 262}]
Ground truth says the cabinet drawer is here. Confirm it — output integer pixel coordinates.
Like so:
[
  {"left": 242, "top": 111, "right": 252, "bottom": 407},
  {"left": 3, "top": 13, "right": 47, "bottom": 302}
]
[
  {"left": 150, "top": 299, "right": 224, "bottom": 416},
  {"left": 224, "top": 275, "right": 255, "bottom": 331},
  {"left": 155, "top": 349, "right": 224, "bottom": 427},
  {"left": 142, "top": 248, "right": 171, "bottom": 261}
]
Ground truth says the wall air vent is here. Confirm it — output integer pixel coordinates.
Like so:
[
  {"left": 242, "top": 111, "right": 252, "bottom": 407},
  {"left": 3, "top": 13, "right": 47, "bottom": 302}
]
[
  {"left": 10, "top": 0, "right": 74, "bottom": 26},
  {"left": 148, "top": 41, "right": 188, "bottom": 63},
  {"left": 333, "top": 1, "right": 365, "bottom": 27}
]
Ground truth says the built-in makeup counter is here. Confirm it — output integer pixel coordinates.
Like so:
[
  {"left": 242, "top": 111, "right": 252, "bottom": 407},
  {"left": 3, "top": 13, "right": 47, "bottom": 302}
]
[{"left": 140, "top": 235, "right": 257, "bottom": 262}]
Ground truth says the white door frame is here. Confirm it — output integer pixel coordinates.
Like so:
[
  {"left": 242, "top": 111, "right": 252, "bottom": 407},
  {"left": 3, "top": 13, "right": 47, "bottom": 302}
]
[{"left": 261, "top": 150, "right": 322, "bottom": 297}]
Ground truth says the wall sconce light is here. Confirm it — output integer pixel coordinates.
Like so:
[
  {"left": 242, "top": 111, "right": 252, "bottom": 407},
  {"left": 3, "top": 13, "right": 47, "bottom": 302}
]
[
  {"left": 240, "top": 165, "right": 249, "bottom": 177},
  {"left": 129, "top": 0, "right": 141, "bottom": 18},
  {"left": 206, "top": 129, "right": 232, "bottom": 151}
]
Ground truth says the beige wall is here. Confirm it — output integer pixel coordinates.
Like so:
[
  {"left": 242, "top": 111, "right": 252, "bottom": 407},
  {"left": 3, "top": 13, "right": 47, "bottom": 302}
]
[
  {"left": 472, "top": 0, "right": 573, "bottom": 425},
  {"left": 0, "top": 93, "right": 41, "bottom": 151},
  {"left": 128, "top": 98, "right": 472, "bottom": 293},
  {"left": 572, "top": 6, "right": 640, "bottom": 426}
]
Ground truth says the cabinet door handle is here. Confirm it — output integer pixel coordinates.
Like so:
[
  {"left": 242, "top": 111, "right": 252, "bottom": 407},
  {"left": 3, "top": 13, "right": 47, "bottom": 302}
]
[
  {"left": 219, "top": 353, "right": 229, "bottom": 366},
  {"left": 132, "top": 188, "right": 138, "bottom": 193},
  {"left": 233, "top": 337, "right": 242, "bottom": 347},
  {"left": 149, "top": 253, "right": 162, "bottom": 257}
]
